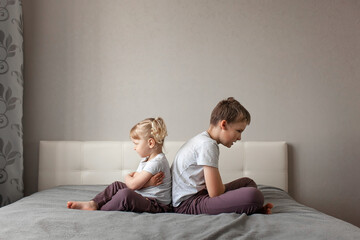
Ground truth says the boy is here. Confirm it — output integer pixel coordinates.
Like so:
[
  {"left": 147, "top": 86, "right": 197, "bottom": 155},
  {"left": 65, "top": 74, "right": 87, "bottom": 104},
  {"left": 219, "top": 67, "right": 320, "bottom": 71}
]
[{"left": 171, "top": 97, "right": 272, "bottom": 215}]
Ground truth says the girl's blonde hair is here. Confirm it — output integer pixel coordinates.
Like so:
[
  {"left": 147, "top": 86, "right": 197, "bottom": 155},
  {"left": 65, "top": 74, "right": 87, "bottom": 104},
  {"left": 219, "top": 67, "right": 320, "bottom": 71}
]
[{"left": 129, "top": 117, "right": 168, "bottom": 145}]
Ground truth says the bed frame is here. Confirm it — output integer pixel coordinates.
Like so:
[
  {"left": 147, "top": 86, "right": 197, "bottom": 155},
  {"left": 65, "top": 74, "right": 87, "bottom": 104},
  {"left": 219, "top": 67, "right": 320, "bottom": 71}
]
[
  {"left": 38, "top": 141, "right": 288, "bottom": 192},
  {"left": 3, "top": 140, "right": 358, "bottom": 239}
]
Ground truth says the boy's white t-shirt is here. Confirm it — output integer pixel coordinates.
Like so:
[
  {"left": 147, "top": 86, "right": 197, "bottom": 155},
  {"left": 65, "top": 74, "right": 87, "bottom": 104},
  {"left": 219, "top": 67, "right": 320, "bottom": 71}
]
[
  {"left": 171, "top": 131, "right": 219, "bottom": 207},
  {"left": 135, "top": 153, "right": 172, "bottom": 205}
]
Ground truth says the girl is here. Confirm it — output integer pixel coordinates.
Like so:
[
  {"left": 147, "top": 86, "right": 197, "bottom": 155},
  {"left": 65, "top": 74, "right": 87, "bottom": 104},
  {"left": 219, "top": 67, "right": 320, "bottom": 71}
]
[{"left": 67, "top": 117, "right": 172, "bottom": 213}]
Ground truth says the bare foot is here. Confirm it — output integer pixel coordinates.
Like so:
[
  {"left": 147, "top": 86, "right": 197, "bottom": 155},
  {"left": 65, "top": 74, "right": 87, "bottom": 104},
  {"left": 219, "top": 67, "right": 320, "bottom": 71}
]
[
  {"left": 67, "top": 201, "right": 98, "bottom": 210},
  {"left": 257, "top": 203, "right": 274, "bottom": 214},
  {"left": 263, "top": 203, "right": 274, "bottom": 214}
]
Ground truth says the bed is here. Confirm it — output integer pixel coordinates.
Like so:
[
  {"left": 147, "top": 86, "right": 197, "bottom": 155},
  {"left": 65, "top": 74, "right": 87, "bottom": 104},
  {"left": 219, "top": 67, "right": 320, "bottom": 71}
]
[{"left": 0, "top": 141, "right": 359, "bottom": 239}]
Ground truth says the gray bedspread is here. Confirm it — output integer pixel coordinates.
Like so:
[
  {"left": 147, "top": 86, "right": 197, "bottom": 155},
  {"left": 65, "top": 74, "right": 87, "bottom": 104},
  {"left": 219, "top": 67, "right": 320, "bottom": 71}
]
[{"left": 0, "top": 185, "right": 359, "bottom": 240}]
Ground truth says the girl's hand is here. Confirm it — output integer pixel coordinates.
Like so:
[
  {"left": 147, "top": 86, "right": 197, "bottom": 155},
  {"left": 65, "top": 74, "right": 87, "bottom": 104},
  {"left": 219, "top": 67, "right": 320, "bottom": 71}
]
[{"left": 144, "top": 172, "right": 164, "bottom": 188}]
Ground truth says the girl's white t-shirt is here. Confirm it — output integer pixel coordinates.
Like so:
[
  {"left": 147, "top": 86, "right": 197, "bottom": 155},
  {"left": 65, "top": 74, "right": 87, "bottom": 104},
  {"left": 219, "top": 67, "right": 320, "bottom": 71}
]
[{"left": 135, "top": 153, "right": 172, "bottom": 205}]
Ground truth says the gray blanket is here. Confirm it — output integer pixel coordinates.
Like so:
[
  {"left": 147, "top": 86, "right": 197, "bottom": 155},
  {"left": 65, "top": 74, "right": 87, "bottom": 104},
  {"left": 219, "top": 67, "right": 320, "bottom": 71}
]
[{"left": 0, "top": 185, "right": 359, "bottom": 239}]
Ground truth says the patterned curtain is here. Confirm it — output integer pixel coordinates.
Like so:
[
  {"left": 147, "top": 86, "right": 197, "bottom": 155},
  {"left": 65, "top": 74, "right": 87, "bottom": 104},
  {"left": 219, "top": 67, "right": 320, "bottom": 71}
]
[{"left": 0, "top": 0, "right": 23, "bottom": 207}]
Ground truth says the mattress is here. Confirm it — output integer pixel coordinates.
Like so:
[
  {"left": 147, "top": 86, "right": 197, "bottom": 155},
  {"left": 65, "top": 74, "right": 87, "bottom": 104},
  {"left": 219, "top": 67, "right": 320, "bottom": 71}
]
[{"left": 1, "top": 185, "right": 359, "bottom": 239}]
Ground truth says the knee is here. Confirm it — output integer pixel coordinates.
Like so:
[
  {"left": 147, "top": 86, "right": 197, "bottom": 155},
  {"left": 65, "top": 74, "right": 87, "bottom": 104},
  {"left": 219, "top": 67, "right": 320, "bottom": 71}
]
[
  {"left": 109, "top": 188, "right": 135, "bottom": 203},
  {"left": 254, "top": 188, "right": 264, "bottom": 206},
  {"left": 111, "top": 188, "right": 135, "bottom": 207},
  {"left": 242, "top": 177, "right": 258, "bottom": 188},
  {"left": 248, "top": 187, "right": 264, "bottom": 205},
  {"left": 117, "top": 188, "right": 134, "bottom": 199},
  {"left": 100, "top": 188, "right": 135, "bottom": 211}
]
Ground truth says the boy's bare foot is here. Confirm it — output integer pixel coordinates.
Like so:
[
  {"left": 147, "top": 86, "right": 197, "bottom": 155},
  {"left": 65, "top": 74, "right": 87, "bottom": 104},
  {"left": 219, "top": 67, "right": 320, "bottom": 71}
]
[
  {"left": 67, "top": 200, "right": 98, "bottom": 210},
  {"left": 263, "top": 203, "right": 274, "bottom": 214},
  {"left": 257, "top": 203, "right": 274, "bottom": 214}
]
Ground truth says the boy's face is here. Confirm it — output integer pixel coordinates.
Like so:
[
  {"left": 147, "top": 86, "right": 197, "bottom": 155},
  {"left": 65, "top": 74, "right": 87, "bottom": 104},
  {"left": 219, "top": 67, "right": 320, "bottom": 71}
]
[{"left": 219, "top": 119, "right": 247, "bottom": 148}]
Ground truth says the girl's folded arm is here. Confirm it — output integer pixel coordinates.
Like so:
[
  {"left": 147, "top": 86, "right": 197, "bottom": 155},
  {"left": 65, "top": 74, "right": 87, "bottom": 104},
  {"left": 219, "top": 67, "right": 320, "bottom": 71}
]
[
  {"left": 204, "top": 165, "right": 225, "bottom": 197},
  {"left": 125, "top": 170, "right": 153, "bottom": 190},
  {"left": 143, "top": 172, "right": 164, "bottom": 188}
]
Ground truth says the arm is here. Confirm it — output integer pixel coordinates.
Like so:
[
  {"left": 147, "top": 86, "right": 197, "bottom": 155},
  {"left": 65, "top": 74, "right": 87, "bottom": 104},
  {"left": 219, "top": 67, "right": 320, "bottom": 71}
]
[
  {"left": 127, "top": 171, "right": 164, "bottom": 189},
  {"left": 125, "top": 170, "right": 153, "bottom": 190},
  {"left": 203, "top": 165, "right": 225, "bottom": 197},
  {"left": 143, "top": 172, "right": 164, "bottom": 188}
]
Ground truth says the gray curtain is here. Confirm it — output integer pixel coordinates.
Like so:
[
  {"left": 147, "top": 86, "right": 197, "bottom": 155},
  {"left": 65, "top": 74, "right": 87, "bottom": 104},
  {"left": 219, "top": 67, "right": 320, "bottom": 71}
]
[{"left": 0, "top": 0, "right": 23, "bottom": 207}]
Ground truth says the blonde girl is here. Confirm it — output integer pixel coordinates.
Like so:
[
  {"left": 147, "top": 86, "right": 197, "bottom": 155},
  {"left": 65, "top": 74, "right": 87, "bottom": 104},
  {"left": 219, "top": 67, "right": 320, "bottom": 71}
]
[{"left": 67, "top": 117, "right": 172, "bottom": 213}]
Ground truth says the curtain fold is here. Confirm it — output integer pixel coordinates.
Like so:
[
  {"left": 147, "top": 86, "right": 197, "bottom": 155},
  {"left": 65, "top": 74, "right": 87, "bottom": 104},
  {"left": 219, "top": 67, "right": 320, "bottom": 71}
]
[{"left": 0, "top": 0, "right": 23, "bottom": 207}]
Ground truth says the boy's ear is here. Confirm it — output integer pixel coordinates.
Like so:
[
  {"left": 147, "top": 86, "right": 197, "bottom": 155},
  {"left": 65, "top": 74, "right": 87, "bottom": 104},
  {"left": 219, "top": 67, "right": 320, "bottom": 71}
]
[{"left": 219, "top": 120, "right": 227, "bottom": 130}]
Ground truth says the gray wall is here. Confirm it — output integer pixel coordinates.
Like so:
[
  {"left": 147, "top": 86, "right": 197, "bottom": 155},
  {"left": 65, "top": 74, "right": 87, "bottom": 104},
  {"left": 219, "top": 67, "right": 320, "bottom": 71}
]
[{"left": 23, "top": 0, "right": 360, "bottom": 227}]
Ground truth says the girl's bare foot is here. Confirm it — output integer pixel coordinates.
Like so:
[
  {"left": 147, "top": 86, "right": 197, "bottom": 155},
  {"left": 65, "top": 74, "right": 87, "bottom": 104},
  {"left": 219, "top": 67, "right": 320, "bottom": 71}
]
[{"left": 67, "top": 201, "right": 98, "bottom": 210}]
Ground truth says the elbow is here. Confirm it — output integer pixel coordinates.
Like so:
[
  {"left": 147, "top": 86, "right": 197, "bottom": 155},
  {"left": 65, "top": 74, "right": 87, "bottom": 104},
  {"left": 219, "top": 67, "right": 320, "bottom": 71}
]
[
  {"left": 125, "top": 176, "right": 141, "bottom": 190},
  {"left": 208, "top": 192, "right": 221, "bottom": 198},
  {"left": 126, "top": 181, "right": 143, "bottom": 190},
  {"left": 126, "top": 183, "right": 139, "bottom": 190},
  {"left": 207, "top": 185, "right": 225, "bottom": 198},
  {"left": 127, "top": 186, "right": 139, "bottom": 190}
]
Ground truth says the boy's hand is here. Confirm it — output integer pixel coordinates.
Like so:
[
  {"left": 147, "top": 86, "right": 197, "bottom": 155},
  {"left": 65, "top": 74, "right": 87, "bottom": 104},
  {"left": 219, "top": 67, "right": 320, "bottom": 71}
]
[{"left": 143, "top": 172, "right": 164, "bottom": 188}]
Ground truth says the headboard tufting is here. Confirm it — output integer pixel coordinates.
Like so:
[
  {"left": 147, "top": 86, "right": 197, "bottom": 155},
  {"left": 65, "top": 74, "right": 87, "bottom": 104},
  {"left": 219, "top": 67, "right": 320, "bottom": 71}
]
[{"left": 38, "top": 141, "right": 288, "bottom": 192}]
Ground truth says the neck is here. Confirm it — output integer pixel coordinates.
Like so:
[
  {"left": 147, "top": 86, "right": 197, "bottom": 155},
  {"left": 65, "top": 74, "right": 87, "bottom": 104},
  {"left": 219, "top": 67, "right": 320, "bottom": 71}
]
[
  {"left": 147, "top": 147, "right": 163, "bottom": 161},
  {"left": 207, "top": 125, "right": 220, "bottom": 144}
]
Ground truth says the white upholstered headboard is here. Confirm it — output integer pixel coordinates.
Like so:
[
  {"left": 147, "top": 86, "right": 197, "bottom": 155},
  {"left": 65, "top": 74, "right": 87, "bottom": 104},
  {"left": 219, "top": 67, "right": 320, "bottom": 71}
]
[{"left": 38, "top": 141, "right": 288, "bottom": 192}]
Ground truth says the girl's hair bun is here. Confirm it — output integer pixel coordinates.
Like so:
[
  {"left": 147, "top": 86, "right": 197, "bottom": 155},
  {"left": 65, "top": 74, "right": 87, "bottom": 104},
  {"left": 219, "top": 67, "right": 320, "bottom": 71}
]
[{"left": 130, "top": 117, "right": 168, "bottom": 145}]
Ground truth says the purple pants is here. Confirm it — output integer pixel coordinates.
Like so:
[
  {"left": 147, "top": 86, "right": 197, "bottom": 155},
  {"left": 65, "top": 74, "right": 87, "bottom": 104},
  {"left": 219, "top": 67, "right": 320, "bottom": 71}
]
[
  {"left": 174, "top": 177, "right": 264, "bottom": 215},
  {"left": 92, "top": 181, "right": 172, "bottom": 213}
]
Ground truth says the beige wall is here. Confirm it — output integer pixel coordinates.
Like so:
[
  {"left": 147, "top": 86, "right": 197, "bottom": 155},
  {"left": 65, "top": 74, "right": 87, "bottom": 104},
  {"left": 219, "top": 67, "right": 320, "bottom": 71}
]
[{"left": 23, "top": 0, "right": 360, "bottom": 227}]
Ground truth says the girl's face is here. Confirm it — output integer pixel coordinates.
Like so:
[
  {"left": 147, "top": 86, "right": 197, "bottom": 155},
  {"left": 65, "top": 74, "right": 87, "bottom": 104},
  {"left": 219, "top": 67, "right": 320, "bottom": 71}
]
[
  {"left": 219, "top": 120, "right": 247, "bottom": 148},
  {"left": 131, "top": 137, "right": 152, "bottom": 158}
]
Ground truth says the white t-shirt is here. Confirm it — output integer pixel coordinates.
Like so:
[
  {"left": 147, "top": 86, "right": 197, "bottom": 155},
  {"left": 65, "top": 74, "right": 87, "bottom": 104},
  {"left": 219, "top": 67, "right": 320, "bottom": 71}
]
[
  {"left": 135, "top": 153, "right": 172, "bottom": 205},
  {"left": 171, "top": 131, "right": 219, "bottom": 207}
]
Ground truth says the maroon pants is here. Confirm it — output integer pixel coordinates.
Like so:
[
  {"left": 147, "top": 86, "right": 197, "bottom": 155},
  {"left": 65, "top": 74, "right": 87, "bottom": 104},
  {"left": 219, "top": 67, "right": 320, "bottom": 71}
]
[
  {"left": 173, "top": 177, "right": 264, "bottom": 215},
  {"left": 92, "top": 181, "right": 172, "bottom": 213}
]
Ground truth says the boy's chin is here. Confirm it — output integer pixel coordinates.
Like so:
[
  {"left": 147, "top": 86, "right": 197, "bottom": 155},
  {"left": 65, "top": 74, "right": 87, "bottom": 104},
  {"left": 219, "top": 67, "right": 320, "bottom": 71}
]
[{"left": 221, "top": 142, "right": 233, "bottom": 148}]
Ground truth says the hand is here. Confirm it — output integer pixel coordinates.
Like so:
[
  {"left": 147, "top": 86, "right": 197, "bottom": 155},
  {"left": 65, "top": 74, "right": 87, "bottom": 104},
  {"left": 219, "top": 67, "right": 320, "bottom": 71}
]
[{"left": 146, "top": 172, "right": 165, "bottom": 187}]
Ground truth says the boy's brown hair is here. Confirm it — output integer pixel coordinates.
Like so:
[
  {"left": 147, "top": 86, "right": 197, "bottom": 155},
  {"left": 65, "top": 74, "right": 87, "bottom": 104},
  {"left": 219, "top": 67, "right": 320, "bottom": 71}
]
[{"left": 210, "top": 97, "right": 251, "bottom": 125}]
